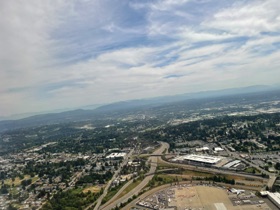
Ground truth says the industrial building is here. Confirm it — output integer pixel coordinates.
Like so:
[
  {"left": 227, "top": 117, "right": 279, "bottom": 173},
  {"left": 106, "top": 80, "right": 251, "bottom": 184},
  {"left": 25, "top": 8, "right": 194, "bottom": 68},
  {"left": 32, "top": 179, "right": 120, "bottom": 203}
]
[
  {"left": 172, "top": 154, "right": 222, "bottom": 166},
  {"left": 195, "top": 147, "right": 209, "bottom": 152},
  {"left": 106, "top": 152, "right": 126, "bottom": 159},
  {"left": 222, "top": 160, "right": 241, "bottom": 169},
  {"left": 267, "top": 192, "right": 280, "bottom": 209},
  {"left": 214, "top": 147, "right": 224, "bottom": 152}
]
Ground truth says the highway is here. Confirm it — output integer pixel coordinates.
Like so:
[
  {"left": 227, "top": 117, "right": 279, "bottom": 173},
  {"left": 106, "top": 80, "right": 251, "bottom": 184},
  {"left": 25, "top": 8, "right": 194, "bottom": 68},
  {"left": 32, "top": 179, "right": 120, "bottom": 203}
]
[
  {"left": 154, "top": 143, "right": 269, "bottom": 182},
  {"left": 99, "top": 178, "right": 134, "bottom": 209},
  {"left": 100, "top": 142, "right": 169, "bottom": 210},
  {"left": 86, "top": 149, "right": 134, "bottom": 210},
  {"left": 95, "top": 141, "right": 273, "bottom": 210},
  {"left": 158, "top": 156, "right": 268, "bottom": 182}
]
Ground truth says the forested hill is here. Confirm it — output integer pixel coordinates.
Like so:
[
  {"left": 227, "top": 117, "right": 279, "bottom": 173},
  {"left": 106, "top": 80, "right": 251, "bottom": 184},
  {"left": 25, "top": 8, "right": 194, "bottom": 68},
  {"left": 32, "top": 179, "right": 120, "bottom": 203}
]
[{"left": 0, "top": 86, "right": 279, "bottom": 132}]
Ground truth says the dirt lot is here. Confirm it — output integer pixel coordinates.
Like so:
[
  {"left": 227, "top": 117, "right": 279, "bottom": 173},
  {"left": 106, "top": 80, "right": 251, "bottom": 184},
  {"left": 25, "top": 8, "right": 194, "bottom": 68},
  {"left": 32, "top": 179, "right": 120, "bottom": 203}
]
[
  {"left": 169, "top": 185, "right": 272, "bottom": 210},
  {"left": 82, "top": 185, "right": 101, "bottom": 193}
]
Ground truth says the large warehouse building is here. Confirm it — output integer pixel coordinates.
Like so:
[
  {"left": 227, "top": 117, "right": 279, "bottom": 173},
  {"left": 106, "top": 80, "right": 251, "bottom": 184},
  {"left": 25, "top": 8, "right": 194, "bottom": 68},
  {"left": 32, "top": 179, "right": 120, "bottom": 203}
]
[
  {"left": 106, "top": 152, "right": 126, "bottom": 159},
  {"left": 268, "top": 192, "right": 280, "bottom": 209},
  {"left": 172, "top": 154, "right": 222, "bottom": 166}
]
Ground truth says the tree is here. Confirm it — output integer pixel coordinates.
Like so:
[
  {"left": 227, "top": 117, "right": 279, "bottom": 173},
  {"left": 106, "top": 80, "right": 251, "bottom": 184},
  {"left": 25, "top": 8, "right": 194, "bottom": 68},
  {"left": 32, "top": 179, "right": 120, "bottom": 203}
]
[
  {"left": 275, "top": 162, "right": 280, "bottom": 170},
  {"left": 7, "top": 205, "right": 17, "bottom": 210},
  {"left": 0, "top": 186, "right": 8, "bottom": 194}
]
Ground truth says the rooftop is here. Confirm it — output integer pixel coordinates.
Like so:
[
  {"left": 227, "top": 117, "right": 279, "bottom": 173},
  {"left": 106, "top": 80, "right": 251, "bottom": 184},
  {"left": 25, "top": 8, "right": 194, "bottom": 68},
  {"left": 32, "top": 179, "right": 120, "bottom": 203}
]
[
  {"left": 173, "top": 154, "right": 222, "bottom": 164},
  {"left": 268, "top": 192, "right": 280, "bottom": 205}
]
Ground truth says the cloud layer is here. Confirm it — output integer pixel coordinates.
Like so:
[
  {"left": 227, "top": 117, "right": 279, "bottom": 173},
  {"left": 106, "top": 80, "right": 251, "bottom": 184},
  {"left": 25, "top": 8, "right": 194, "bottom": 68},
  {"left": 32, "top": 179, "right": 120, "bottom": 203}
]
[{"left": 1, "top": 0, "right": 280, "bottom": 117}]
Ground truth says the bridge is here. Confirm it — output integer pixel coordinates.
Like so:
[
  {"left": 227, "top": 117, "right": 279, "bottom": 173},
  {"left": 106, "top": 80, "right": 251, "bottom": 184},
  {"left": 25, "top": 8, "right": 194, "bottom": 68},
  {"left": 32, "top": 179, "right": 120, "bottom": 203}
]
[{"left": 145, "top": 168, "right": 179, "bottom": 176}]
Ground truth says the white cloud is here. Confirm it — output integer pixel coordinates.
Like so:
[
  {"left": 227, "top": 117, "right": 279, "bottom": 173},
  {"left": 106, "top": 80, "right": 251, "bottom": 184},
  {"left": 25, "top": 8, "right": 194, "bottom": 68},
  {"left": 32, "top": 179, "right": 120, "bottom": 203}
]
[
  {"left": 0, "top": 0, "right": 280, "bottom": 117},
  {"left": 203, "top": 0, "right": 280, "bottom": 36}
]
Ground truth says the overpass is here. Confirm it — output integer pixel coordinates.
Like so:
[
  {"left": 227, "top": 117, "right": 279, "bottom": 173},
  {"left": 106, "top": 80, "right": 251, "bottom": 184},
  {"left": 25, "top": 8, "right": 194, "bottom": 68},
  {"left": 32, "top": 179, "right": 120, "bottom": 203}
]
[
  {"left": 158, "top": 156, "right": 268, "bottom": 183},
  {"left": 145, "top": 168, "right": 179, "bottom": 176}
]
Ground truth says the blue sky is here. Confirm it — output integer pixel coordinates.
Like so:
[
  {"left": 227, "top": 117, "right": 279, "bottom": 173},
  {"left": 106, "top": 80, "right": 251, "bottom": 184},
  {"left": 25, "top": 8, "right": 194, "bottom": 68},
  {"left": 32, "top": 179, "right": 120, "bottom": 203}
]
[{"left": 1, "top": 0, "right": 280, "bottom": 117}]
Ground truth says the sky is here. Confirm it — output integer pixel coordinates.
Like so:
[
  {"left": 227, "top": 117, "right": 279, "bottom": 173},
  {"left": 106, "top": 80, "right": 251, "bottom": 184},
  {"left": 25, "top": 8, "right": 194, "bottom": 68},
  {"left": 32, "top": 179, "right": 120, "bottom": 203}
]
[{"left": 1, "top": 0, "right": 280, "bottom": 118}]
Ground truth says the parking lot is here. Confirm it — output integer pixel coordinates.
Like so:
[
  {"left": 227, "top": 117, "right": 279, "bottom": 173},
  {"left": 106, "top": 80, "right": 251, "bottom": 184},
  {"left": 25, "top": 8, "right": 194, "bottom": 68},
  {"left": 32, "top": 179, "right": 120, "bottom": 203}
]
[{"left": 136, "top": 184, "right": 273, "bottom": 210}]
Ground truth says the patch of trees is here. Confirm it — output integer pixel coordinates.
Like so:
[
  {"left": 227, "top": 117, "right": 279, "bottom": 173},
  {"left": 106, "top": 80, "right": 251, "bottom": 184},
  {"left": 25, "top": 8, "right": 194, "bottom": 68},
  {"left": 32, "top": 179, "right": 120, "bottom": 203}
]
[
  {"left": 42, "top": 189, "right": 100, "bottom": 210},
  {"left": 0, "top": 184, "right": 9, "bottom": 194},
  {"left": 141, "top": 113, "right": 280, "bottom": 153},
  {"left": 275, "top": 162, "right": 280, "bottom": 170},
  {"left": 21, "top": 179, "right": 32, "bottom": 187},
  {"left": 23, "top": 159, "right": 87, "bottom": 181},
  {"left": 210, "top": 176, "right": 235, "bottom": 185},
  {"left": 77, "top": 171, "right": 113, "bottom": 185}
]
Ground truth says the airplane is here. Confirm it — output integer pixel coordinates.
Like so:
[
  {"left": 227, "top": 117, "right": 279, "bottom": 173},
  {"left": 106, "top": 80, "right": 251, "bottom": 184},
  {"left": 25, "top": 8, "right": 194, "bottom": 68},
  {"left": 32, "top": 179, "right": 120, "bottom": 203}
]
[{"left": 229, "top": 188, "right": 245, "bottom": 194}]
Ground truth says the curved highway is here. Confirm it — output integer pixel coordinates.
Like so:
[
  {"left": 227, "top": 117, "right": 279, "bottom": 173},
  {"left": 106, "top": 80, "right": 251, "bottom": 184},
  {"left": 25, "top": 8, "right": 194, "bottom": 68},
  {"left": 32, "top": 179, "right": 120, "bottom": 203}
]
[
  {"left": 86, "top": 149, "right": 134, "bottom": 210},
  {"left": 100, "top": 142, "right": 169, "bottom": 210},
  {"left": 158, "top": 155, "right": 267, "bottom": 182},
  {"left": 98, "top": 141, "right": 270, "bottom": 210}
]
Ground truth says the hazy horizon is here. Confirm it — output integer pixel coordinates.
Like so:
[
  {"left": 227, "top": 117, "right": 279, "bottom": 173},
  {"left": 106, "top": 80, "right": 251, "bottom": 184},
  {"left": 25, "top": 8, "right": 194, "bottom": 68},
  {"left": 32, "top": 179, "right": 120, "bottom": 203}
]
[
  {"left": 1, "top": 0, "right": 280, "bottom": 117},
  {"left": 1, "top": 84, "right": 279, "bottom": 121}
]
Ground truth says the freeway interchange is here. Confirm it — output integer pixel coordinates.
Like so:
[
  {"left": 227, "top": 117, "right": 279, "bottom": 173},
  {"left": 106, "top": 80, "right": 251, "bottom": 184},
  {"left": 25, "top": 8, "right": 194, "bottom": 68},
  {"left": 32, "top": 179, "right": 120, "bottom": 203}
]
[
  {"left": 97, "top": 142, "right": 169, "bottom": 210},
  {"left": 92, "top": 141, "right": 275, "bottom": 210}
]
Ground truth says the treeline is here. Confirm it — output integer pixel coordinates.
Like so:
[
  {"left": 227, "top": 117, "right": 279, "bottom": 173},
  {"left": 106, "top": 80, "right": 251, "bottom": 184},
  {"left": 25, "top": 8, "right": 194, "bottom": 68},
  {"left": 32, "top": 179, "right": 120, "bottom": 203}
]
[
  {"left": 42, "top": 188, "right": 102, "bottom": 210},
  {"left": 187, "top": 175, "right": 235, "bottom": 185},
  {"left": 77, "top": 171, "right": 113, "bottom": 185},
  {"left": 206, "top": 175, "right": 235, "bottom": 185}
]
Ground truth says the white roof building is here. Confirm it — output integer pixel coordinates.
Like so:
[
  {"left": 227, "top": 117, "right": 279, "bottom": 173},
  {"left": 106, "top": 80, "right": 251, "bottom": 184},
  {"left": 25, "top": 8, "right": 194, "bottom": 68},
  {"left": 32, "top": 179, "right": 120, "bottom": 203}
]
[
  {"left": 195, "top": 147, "right": 209, "bottom": 152},
  {"left": 260, "top": 191, "right": 269, "bottom": 196},
  {"left": 214, "top": 147, "right": 224, "bottom": 152},
  {"left": 223, "top": 160, "right": 241, "bottom": 168},
  {"left": 106, "top": 152, "right": 126, "bottom": 159},
  {"left": 268, "top": 192, "right": 280, "bottom": 208},
  {"left": 173, "top": 154, "right": 222, "bottom": 165}
]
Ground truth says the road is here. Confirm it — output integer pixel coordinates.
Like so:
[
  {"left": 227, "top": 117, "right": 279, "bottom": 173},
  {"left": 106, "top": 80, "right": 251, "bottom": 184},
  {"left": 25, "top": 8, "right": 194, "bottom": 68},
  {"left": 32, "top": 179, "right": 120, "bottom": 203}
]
[
  {"left": 220, "top": 144, "right": 277, "bottom": 189},
  {"left": 100, "top": 142, "right": 169, "bottom": 210},
  {"left": 85, "top": 149, "right": 134, "bottom": 210},
  {"left": 98, "top": 141, "right": 270, "bottom": 210},
  {"left": 100, "top": 178, "right": 134, "bottom": 209},
  {"left": 159, "top": 156, "right": 267, "bottom": 182},
  {"left": 220, "top": 144, "right": 273, "bottom": 176}
]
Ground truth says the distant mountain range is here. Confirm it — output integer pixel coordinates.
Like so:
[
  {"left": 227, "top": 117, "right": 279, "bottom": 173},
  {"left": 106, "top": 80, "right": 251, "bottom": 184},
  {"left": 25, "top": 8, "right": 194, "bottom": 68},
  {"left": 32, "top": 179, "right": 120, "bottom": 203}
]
[
  {"left": 0, "top": 85, "right": 279, "bottom": 132},
  {"left": 95, "top": 85, "right": 274, "bottom": 112}
]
